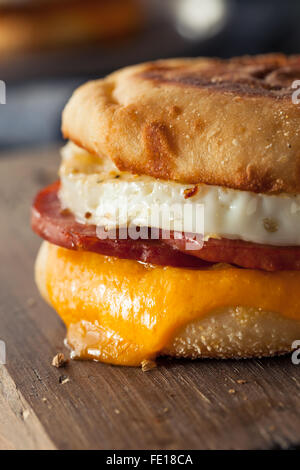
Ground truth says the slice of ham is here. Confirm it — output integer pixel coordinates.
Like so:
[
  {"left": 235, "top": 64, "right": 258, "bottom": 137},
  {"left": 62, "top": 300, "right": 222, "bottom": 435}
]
[
  {"left": 164, "top": 235, "right": 300, "bottom": 271},
  {"left": 31, "top": 182, "right": 210, "bottom": 268},
  {"left": 31, "top": 181, "right": 300, "bottom": 271}
]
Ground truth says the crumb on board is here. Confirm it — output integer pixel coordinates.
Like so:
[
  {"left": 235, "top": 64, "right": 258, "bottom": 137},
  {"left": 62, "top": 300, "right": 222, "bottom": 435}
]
[
  {"left": 42, "top": 397, "right": 47, "bottom": 403},
  {"left": 22, "top": 409, "right": 30, "bottom": 420},
  {"left": 59, "top": 375, "right": 70, "bottom": 385},
  {"left": 52, "top": 353, "right": 68, "bottom": 368},
  {"left": 114, "top": 409, "right": 120, "bottom": 415},
  {"left": 141, "top": 359, "right": 157, "bottom": 372},
  {"left": 228, "top": 389, "right": 236, "bottom": 394},
  {"left": 236, "top": 379, "right": 247, "bottom": 384}
]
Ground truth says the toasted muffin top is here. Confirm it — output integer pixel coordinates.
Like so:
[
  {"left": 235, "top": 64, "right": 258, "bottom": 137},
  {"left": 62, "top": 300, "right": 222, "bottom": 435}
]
[{"left": 62, "top": 54, "right": 300, "bottom": 194}]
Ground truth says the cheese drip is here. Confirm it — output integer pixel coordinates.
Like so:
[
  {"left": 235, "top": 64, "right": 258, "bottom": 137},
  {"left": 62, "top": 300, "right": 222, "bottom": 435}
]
[{"left": 38, "top": 242, "right": 300, "bottom": 366}]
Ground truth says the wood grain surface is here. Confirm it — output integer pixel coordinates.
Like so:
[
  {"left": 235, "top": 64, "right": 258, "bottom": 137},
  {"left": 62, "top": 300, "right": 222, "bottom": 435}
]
[{"left": 0, "top": 146, "right": 300, "bottom": 450}]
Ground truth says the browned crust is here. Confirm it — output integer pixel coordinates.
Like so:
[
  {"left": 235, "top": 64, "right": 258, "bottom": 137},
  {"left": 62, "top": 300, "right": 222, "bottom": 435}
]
[
  {"left": 62, "top": 54, "right": 300, "bottom": 194},
  {"left": 138, "top": 54, "right": 300, "bottom": 99}
]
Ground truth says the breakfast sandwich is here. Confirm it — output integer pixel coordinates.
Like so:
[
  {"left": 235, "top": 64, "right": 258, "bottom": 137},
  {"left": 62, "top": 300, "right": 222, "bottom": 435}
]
[{"left": 32, "top": 54, "right": 300, "bottom": 366}]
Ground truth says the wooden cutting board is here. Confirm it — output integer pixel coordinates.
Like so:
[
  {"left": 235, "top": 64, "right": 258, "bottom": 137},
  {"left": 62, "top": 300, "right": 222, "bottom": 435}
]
[{"left": 0, "top": 146, "right": 300, "bottom": 450}]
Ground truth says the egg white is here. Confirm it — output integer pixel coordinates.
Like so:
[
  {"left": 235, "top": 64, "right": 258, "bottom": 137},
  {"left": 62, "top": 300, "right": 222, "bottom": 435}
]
[{"left": 59, "top": 142, "right": 300, "bottom": 246}]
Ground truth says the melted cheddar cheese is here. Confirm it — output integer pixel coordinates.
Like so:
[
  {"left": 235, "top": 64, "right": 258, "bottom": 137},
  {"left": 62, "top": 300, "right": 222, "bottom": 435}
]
[{"left": 40, "top": 242, "right": 300, "bottom": 366}]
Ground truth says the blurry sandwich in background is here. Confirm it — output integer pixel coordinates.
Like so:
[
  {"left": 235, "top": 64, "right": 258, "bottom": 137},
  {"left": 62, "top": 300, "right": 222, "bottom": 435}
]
[{"left": 0, "top": 0, "right": 143, "bottom": 55}]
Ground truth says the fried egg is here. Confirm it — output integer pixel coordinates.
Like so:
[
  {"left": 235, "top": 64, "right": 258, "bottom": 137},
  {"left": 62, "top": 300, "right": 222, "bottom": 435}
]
[{"left": 59, "top": 142, "right": 300, "bottom": 246}]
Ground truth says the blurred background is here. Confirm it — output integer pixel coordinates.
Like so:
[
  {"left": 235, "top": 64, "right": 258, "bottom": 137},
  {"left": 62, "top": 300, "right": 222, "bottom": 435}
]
[{"left": 1, "top": 0, "right": 300, "bottom": 150}]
